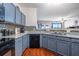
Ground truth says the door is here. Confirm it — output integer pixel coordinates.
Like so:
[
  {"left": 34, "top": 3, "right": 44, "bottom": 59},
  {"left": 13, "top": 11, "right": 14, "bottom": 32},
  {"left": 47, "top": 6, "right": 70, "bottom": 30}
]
[
  {"left": 4, "top": 3, "right": 16, "bottom": 23},
  {"left": 71, "top": 43, "right": 79, "bottom": 56},
  {"left": 57, "top": 39, "right": 70, "bottom": 56},
  {"left": 15, "top": 37, "right": 22, "bottom": 56},
  {"left": 42, "top": 36, "right": 48, "bottom": 48},
  {"left": 22, "top": 35, "right": 28, "bottom": 52},
  {"left": 48, "top": 37, "right": 56, "bottom": 52},
  {"left": 21, "top": 13, "right": 25, "bottom": 26},
  {"left": 29, "top": 34, "right": 40, "bottom": 48},
  {"left": 15, "top": 7, "right": 21, "bottom": 25}
]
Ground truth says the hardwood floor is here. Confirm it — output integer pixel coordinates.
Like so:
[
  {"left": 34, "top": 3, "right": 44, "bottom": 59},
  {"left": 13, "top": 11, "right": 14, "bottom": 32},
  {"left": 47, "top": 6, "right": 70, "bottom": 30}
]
[{"left": 22, "top": 48, "right": 61, "bottom": 56}]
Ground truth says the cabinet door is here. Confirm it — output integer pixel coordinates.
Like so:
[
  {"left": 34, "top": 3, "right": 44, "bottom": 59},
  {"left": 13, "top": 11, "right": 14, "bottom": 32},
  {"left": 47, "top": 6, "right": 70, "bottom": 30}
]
[
  {"left": 40, "top": 35, "right": 42, "bottom": 47},
  {"left": 21, "top": 13, "right": 25, "bottom": 26},
  {"left": 15, "top": 37, "right": 22, "bottom": 56},
  {"left": 4, "top": 3, "right": 15, "bottom": 23},
  {"left": 48, "top": 37, "right": 56, "bottom": 52},
  {"left": 15, "top": 7, "right": 21, "bottom": 25},
  {"left": 27, "top": 34, "right": 29, "bottom": 48},
  {"left": 42, "top": 36, "right": 48, "bottom": 48},
  {"left": 57, "top": 40, "right": 70, "bottom": 56},
  {"left": 71, "top": 43, "right": 79, "bottom": 56},
  {"left": 22, "top": 35, "right": 28, "bottom": 52},
  {"left": 0, "top": 4, "right": 5, "bottom": 21}
]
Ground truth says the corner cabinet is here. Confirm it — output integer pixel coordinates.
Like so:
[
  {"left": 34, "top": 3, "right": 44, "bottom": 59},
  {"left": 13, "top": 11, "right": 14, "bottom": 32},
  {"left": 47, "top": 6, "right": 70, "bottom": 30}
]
[
  {"left": 15, "top": 37, "right": 23, "bottom": 56},
  {"left": 15, "top": 34, "right": 29, "bottom": 56}
]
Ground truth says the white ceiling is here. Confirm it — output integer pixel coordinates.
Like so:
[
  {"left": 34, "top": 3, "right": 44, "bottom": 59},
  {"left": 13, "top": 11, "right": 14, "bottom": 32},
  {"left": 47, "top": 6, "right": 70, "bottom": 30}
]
[{"left": 18, "top": 3, "right": 79, "bottom": 19}]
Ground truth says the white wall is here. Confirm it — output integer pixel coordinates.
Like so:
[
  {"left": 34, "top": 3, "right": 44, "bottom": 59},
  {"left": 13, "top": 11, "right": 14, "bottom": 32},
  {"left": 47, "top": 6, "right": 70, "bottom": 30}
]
[
  {"left": 21, "top": 8, "right": 37, "bottom": 26},
  {"left": 64, "top": 17, "right": 79, "bottom": 28},
  {"left": 38, "top": 17, "right": 63, "bottom": 21}
]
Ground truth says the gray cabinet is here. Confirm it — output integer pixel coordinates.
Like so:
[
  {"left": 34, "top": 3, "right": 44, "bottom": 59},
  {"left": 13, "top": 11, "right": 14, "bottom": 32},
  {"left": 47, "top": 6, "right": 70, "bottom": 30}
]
[
  {"left": 48, "top": 36, "right": 56, "bottom": 52},
  {"left": 0, "top": 4, "right": 5, "bottom": 21},
  {"left": 3, "top": 3, "right": 16, "bottom": 23},
  {"left": 22, "top": 35, "right": 28, "bottom": 52},
  {"left": 0, "top": 3, "right": 26, "bottom": 26},
  {"left": 71, "top": 38, "right": 79, "bottom": 56},
  {"left": 21, "top": 13, "right": 26, "bottom": 26},
  {"left": 57, "top": 37, "right": 70, "bottom": 56},
  {"left": 71, "top": 43, "right": 79, "bottom": 56},
  {"left": 27, "top": 34, "right": 29, "bottom": 48},
  {"left": 41, "top": 34, "right": 79, "bottom": 56},
  {"left": 15, "top": 7, "right": 22, "bottom": 25},
  {"left": 40, "top": 35, "right": 43, "bottom": 47},
  {"left": 15, "top": 37, "right": 22, "bottom": 56},
  {"left": 42, "top": 35, "right": 48, "bottom": 48}
]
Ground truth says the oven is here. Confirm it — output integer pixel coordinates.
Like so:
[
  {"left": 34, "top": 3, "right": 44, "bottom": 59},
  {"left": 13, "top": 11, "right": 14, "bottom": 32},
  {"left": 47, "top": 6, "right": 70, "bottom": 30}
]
[{"left": 0, "top": 38, "right": 15, "bottom": 56}]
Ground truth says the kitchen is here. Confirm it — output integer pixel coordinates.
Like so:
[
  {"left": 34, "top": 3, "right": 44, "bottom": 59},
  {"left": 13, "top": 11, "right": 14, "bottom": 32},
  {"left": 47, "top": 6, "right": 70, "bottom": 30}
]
[{"left": 0, "top": 3, "right": 79, "bottom": 56}]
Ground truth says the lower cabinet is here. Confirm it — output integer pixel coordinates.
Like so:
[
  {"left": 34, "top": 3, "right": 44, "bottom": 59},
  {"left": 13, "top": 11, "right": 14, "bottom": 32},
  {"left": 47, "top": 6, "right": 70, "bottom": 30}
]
[
  {"left": 14, "top": 34, "right": 79, "bottom": 56},
  {"left": 57, "top": 39, "right": 70, "bottom": 56},
  {"left": 42, "top": 35, "right": 48, "bottom": 49},
  {"left": 15, "top": 37, "right": 23, "bottom": 56},
  {"left": 27, "top": 34, "right": 29, "bottom": 48},
  {"left": 15, "top": 34, "right": 29, "bottom": 56},
  {"left": 71, "top": 42, "right": 79, "bottom": 56},
  {"left": 42, "top": 35, "right": 71, "bottom": 56},
  {"left": 48, "top": 37, "right": 56, "bottom": 52},
  {"left": 22, "top": 35, "right": 28, "bottom": 52}
]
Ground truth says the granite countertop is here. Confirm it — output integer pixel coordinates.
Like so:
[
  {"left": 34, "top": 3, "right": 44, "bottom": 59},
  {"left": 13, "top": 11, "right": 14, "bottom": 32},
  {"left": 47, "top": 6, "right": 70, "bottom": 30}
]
[
  {"left": 26, "top": 31, "right": 79, "bottom": 39},
  {"left": 0, "top": 31, "right": 28, "bottom": 39},
  {"left": 0, "top": 31, "right": 79, "bottom": 39},
  {"left": 59, "top": 34, "right": 79, "bottom": 39},
  {"left": 51, "top": 34, "right": 79, "bottom": 38}
]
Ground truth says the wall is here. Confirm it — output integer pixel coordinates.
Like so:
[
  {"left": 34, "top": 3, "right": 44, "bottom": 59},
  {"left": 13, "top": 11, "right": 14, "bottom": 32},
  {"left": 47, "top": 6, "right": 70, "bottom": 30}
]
[
  {"left": 64, "top": 17, "right": 79, "bottom": 28},
  {"left": 21, "top": 8, "right": 37, "bottom": 26},
  {"left": 20, "top": 8, "right": 37, "bottom": 27},
  {"left": 38, "top": 17, "right": 62, "bottom": 21}
]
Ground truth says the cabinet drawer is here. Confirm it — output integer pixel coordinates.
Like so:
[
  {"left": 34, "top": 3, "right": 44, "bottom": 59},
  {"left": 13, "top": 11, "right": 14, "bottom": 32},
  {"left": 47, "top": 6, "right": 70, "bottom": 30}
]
[
  {"left": 57, "top": 40, "right": 70, "bottom": 56},
  {"left": 71, "top": 38, "right": 79, "bottom": 43},
  {"left": 71, "top": 43, "right": 79, "bottom": 56},
  {"left": 57, "top": 36, "right": 70, "bottom": 41}
]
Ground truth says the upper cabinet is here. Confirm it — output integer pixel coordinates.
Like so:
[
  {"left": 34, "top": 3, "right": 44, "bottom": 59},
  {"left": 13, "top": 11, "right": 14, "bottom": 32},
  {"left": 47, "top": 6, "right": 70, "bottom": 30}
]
[
  {"left": 21, "top": 13, "right": 26, "bottom": 26},
  {"left": 0, "top": 4, "right": 5, "bottom": 21},
  {"left": 0, "top": 3, "right": 26, "bottom": 26},
  {"left": 15, "top": 7, "right": 22, "bottom": 25},
  {"left": 3, "top": 3, "right": 16, "bottom": 24}
]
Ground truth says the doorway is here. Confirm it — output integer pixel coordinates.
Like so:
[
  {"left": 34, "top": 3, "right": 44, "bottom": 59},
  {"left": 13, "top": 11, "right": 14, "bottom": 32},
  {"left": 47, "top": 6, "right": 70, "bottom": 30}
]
[{"left": 29, "top": 34, "right": 40, "bottom": 48}]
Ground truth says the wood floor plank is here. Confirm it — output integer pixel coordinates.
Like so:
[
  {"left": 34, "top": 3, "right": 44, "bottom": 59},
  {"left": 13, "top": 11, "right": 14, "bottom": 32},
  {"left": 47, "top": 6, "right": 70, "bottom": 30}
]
[{"left": 22, "top": 48, "right": 61, "bottom": 56}]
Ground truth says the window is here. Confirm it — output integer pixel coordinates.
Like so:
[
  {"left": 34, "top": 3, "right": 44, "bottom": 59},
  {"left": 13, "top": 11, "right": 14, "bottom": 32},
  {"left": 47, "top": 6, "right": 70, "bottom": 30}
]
[
  {"left": 38, "top": 24, "right": 49, "bottom": 29},
  {"left": 51, "top": 21, "right": 62, "bottom": 29}
]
